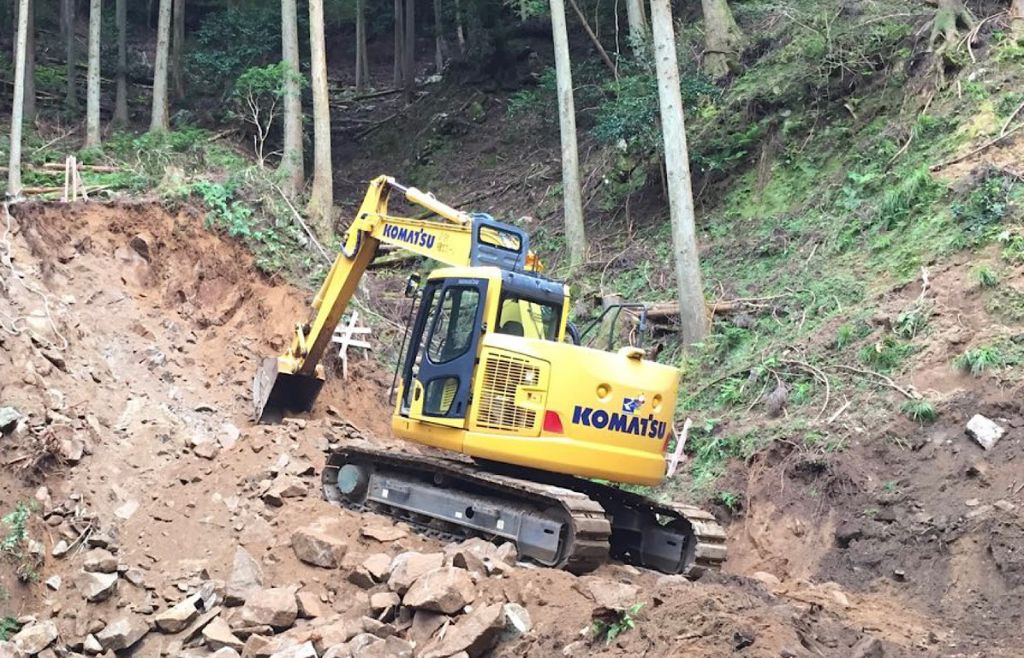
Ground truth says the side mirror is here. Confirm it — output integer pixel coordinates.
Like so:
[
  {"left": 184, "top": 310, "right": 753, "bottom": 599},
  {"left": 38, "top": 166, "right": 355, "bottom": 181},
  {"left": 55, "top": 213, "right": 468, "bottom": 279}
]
[{"left": 404, "top": 273, "right": 421, "bottom": 298}]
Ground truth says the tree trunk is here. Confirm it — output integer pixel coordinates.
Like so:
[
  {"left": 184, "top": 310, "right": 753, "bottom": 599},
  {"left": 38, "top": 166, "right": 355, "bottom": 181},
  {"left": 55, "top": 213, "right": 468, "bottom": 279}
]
[
  {"left": 454, "top": 0, "right": 465, "bottom": 54},
  {"left": 63, "top": 0, "right": 77, "bottom": 110},
  {"left": 355, "top": 0, "right": 368, "bottom": 90},
  {"left": 651, "top": 0, "right": 706, "bottom": 345},
  {"left": 549, "top": 0, "right": 587, "bottom": 269},
  {"left": 1013, "top": 0, "right": 1024, "bottom": 37},
  {"left": 7, "top": 0, "right": 29, "bottom": 197},
  {"left": 150, "top": 0, "right": 172, "bottom": 132},
  {"left": 307, "top": 0, "right": 334, "bottom": 239},
  {"left": 171, "top": 0, "right": 185, "bottom": 99},
  {"left": 394, "top": 0, "right": 404, "bottom": 87},
  {"left": 85, "top": 0, "right": 102, "bottom": 146},
  {"left": 625, "top": 0, "right": 646, "bottom": 45},
  {"left": 114, "top": 0, "right": 128, "bottom": 125},
  {"left": 701, "top": 0, "right": 745, "bottom": 80},
  {"left": 404, "top": 0, "right": 415, "bottom": 102},
  {"left": 279, "top": 0, "right": 305, "bottom": 197},
  {"left": 23, "top": 0, "right": 34, "bottom": 124},
  {"left": 434, "top": 0, "right": 445, "bottom": 72},
  {"left": 928, "top": 0, "right": 973, "bottom": 53},
  {"left": 566, "top": 0, "right": 616, "bottom": 79}
]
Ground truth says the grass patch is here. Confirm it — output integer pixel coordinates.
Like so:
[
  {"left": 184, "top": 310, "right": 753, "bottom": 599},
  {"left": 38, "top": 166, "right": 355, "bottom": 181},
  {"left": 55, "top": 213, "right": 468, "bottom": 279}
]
[
  {"left": 974, "top": 264, "right": 1000, "bottom": 288},
  {"left": 0, "top": 616, "right": 19, "bottom": 641},
  {"left": 592, "top": 603, "right": 644, "bottom": 644},
  {"left": 858, "top": 336, "right": 916, "bottom": 372},
  {"left": 954, "top": 345, "right": 1004, "bottom": 375},
  {"left": 901, "top": 398, "right": 937, "bottom": 422}
]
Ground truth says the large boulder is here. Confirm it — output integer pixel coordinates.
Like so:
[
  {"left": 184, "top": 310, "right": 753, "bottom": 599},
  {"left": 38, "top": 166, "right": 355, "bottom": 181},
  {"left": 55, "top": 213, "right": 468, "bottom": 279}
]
[
  {"left": 291, "top": 520, "right": 348, "bottom": 569},
  {"left": 387, "top": 552, "right": 444, "bottom": 595},
  {"left": 401, "top": 567, "right": 475, "bottom": 614},
  {"left": 10, "top": 620, "right": 57, "bottom": 654},
  {"left": 240, "top": 588, "right": 298, "bottom": 629},
  {"left": 74, "top": 570, "right": 118, "bottom": 602},
  {"left": 310, "top": 616, "right": 363, "bottom": 655},
  {"left": 95, "top": 615, "right": 150, "bottom": 652},
  {"left": 82, "top": 548, "right": 118, "bottom": 574},
  {"left": 419, "top": 603, "right": 505, "bottom": 658},
  {"left": 269, "top": 641, "right": 317, "bottom": 658},
  {"left": 226, "top": 547, "right": 264, "bottom": 605},
  {"left": 202, "top": 616, "right": 243, "bottom": 651},
  {"left": 575, "top": 577, "right": 639, "bottom": 613}
]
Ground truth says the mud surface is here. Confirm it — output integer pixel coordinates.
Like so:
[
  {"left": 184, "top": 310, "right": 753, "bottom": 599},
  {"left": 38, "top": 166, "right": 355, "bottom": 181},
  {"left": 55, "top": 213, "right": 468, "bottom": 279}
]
[{"left": 0, "top": 201, "right": 1019, "bottom": 657}]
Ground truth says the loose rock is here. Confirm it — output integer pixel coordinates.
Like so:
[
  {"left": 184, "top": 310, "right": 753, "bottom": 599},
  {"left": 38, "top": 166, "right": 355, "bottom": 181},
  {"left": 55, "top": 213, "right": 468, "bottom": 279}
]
[
  {"left": 202, "top": 617, "right": 243, "bottom": 652},
  {"left": 74, "top": 571, "right": 118, "bottom": 603},
  {"left": 240, "top": 588, "right": 298, "bottom": 629},
  {"left": 387, "top": 552, "right": 444, "bottom": 595},
  {"left": 11, "top": 620, "right": 58, "bottom": 654},
  {"left": 95, "top": 615, "right": 150, "bottom": 652},
  {"left": 401, "top": 567, "right": 476, "bottom": 614},
  {"left": 291, "top": 520, "right": 348, "bottom": 569},
  {"left": 420, "top": 603, "right": 505, "bottom": 658},
  {"left": 82, "top": 548, "right": 118, "bottom": 574},
  {"left": 575, "top": 578, "right": 638, "bottom": 613},
  {"left": 154, "top": 595, "right": 200, "bottom": 633},
  {"left": 966, "top": 414, "right": 1006, "bottom": 451},
  {"left": 226, "top": 547, "right": 264, "bottom": 606}
]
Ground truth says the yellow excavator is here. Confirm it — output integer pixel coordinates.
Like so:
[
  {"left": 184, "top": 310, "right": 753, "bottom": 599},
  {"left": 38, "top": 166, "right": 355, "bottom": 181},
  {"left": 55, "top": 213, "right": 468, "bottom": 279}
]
[{"left": 254, "top": 176, "right": 725, "bottom": 574}]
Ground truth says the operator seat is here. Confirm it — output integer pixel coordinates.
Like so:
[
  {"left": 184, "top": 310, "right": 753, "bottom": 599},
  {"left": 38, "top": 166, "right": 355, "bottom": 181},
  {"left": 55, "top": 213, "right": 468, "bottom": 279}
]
[{"left": 499, "top": 321, "right": 525, "bottom": 337}]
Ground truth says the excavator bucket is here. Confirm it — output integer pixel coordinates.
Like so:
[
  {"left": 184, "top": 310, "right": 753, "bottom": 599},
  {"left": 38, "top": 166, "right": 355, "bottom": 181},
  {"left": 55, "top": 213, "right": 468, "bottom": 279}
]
[{"left": 252, "top": 357, "right": 325, "bottom": 424}]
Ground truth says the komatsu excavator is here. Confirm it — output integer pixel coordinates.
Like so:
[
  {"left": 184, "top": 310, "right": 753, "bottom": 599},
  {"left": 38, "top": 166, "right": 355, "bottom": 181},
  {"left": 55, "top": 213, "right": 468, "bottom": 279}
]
[{"left": 253, "top": 176, "right": 726, "bottom": 575}]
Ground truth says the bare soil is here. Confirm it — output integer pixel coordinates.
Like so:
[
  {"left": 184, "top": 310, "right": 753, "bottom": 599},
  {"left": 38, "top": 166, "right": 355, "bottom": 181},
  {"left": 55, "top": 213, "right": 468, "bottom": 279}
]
[{"left": 0, "top": 201, "right": 1019, "bottom": 657}]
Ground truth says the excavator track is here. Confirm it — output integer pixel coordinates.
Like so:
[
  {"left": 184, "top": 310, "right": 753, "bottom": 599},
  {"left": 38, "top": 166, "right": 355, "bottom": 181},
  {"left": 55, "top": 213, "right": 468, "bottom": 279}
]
[
  {"left": 322, "top": 440, "right": 726, "bottom": 576},
  {"left": 323, "top": 443, "right": 612, "bottom": 573}
]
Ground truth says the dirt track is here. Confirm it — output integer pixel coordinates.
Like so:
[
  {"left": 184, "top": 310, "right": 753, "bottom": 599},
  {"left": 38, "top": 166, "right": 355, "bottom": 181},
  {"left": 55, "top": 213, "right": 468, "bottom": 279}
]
[{"left": 0, "top": 201, "right": 1019, "bottom": 657}]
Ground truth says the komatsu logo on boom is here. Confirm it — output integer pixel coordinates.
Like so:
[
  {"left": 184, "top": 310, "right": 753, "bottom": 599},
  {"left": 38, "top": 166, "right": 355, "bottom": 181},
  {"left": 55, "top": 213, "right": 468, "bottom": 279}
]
[
  {"left": 571, "top": 405, "right": 667, "bottom": 440},
  {"left": 382, "top": 223, "right": 436, "bottom": 249}
]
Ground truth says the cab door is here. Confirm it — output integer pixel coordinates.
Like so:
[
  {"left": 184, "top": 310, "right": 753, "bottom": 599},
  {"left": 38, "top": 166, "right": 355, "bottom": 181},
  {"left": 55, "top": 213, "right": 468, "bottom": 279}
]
[{"left": 402, "top": 278, "right": 488, "bottom": 427}]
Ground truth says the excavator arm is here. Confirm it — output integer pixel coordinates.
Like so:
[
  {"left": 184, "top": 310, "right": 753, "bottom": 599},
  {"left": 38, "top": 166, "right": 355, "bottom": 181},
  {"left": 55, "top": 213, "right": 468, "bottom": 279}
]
[{"left": 253, "top": 175, "right": 539, "bottom": 422}]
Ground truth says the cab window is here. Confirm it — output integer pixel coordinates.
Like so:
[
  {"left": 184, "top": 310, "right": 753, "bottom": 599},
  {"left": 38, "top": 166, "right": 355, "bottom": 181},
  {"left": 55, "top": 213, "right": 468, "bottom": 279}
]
[
  {"left": 497, "top": 294, "right": 561, "bottom": 341},
  {"left": 427, "top": 286, "right": 481, "bottom": 363}
]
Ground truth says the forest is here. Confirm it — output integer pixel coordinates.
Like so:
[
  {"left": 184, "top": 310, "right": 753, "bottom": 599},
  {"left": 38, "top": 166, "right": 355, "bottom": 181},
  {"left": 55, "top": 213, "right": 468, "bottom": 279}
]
[{"left": 2, "top": 0, "right": 1024, "bottom": 656}]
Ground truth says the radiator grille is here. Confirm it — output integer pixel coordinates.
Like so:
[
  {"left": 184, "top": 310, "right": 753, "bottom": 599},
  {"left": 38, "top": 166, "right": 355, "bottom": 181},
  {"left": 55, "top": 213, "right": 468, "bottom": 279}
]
[{"left": 474, "top": 353, "right": 539, "bottom": 431}]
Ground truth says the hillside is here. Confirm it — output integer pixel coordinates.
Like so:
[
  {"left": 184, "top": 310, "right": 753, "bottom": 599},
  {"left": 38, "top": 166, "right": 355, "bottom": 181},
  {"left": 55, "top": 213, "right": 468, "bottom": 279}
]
[{"left": 2, "top": 0, "right": 1024, "bottom": 657}]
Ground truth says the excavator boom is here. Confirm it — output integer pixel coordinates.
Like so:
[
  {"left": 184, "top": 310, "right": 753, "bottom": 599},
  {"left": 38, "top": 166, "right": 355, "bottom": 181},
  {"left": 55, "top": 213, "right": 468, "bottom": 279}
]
[{"left": 254, "top": 176, "right": 539, "bottom": 422}]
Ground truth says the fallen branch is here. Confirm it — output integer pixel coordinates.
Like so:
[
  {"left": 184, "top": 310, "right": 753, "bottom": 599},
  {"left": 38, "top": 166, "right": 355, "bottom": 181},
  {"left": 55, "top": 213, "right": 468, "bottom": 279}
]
[
  {"left": 827, "top": 364, "right": 921, "bottom": 400},
  {"left": 931, "top": 123, "right": 1024, "bottom": 172},
  {"left": 566, "top": 0, "right": 618, "bottom": 80},
  {"left": 273, "top": 183, "right": 333, "bottom": 264}
]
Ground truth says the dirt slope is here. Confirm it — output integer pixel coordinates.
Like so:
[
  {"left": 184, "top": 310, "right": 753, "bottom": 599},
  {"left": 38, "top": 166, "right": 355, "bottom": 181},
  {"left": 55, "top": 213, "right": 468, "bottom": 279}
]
[{"left": 0, "top": 201, "right": 1002, "bottom": 658}]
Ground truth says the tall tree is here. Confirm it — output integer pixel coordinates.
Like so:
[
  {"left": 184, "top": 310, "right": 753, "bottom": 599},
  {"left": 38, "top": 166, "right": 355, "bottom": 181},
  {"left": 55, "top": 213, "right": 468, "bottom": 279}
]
[
  {"left": 7, "top": 0, "right": 30, "bottom": 197},
  {"left": 394, "top": 0, "right": 404, "bottom": 86},
  {"left": 307, "top": 0, "right": 334, "bottom": 238},
  {"left": 114, "top": 0, "right": 128, "bottom": 125},
  {"left": 62, "top": 0, "right": 77, "bottom": 110},
  {"left": 355, "top": 0, "right": 369, "bottom": 89},
  {"left": 171, "top": 0, "right": 185, "bottom": 99},
  {"left": 453, "top": 0, "right": 466, "bottom": 54},
  {"left": 23, "top": 0, "right": 34, "bottom": 123},
  {"left": 651, "top": 0, "right": 706, "bottom": 345},
  {"left": 1013, "top": 0, "right": 1024, "bottom": 37},
  {"left": 150, "top": 0, "right": 172, "bottom": 132},
  {"left": 701, "top": 0, "right": 745, "bottom": 80},
  {"left": 433, "top": 0, "right": 445, "bottom": 72},
  {"left": 549, "top": 0, "right": 587, "bottom": 268},
  {"left": 625, "top": 0, "right": 647, "bottom": 45},
  {"left": 403, "top": 0, "right": 415, "bottom": 101},
  {"left": 85, "top": 0, "right": 102, "bottom": 146},
  {"left": 279, "top": 0, "right": 305, "bottom": 196}
]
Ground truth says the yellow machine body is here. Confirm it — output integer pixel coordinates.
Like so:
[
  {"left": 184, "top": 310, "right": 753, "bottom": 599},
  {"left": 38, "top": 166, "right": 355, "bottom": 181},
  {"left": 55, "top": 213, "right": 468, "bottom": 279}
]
[{"left": 255, "top": 176, "right": 679, "bottom": 487}]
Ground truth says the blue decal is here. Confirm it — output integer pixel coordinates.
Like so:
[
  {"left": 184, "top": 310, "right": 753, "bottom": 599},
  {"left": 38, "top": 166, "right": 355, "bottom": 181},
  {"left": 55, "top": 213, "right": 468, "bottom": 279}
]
[
  {"left": 382, "top": 223, "right": 437, "bottom": 249},
  {"left": 571, "top": 405, "right": 665, "bottom": 440},
  {"left": 622, "top": 395, "right": 645, "bottom": 415}
]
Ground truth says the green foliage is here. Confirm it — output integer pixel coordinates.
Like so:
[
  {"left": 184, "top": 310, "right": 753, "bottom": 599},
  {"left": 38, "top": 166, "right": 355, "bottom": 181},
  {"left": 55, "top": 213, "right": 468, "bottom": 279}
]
[
  {"left": 901, "top": 399, "right": 936, "bottom": 423},
  {"left": 954, "top": 345, "right": 1004, "bottom": 375},
  {"left": 0, "top": 617, "right": 19, "bottom": 642},
  {"left": 592, "top": 603, "right": 644, "bottom": 644},
  {"left": 974, "top": 265, "right": 1000, "bottom": 288},
  {"left": 716, "top": 490, "right": 741, "bottom": 511},
  {"left": 893, "top": 302, "right": 931, "bottom": 339},
  {"left": 507, "top": 69, "right": 557, "bottom": 122},
  {"left": 952, "top": 174, "right": 1017, "bottom": 244},
  {"left": 194, "top": 181, "right": 255, "bottom": 239},
  {"left": 188, "top": 6, "right": 280, "bottom": 93},
  {"left": 879, "top": 167, "right": 941, "bottom": 229},
  {"left": 804, "top": 431, "right": 847, "bottom": 453},
  {"left": 835, "top": 321, "right": 870, "bottom": 349},
  {"left": 1, "top": 503, "right": 32, "bottom": 555},
  {"left": 882, "top": 480, "right": 900, "bottom": 494},
  {"left": 858, "top": 336, "right": 915, "bottom": 372}
]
